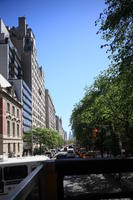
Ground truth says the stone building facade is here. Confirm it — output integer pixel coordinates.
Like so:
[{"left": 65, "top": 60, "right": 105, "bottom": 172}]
[
  {"left": 0, "top": 18, "right": 32, "bottom": 133},
  {"left": 0, "top": 17, "right": 67, "bottom": 153},
  {"left": 45, "top": 89, "right": 56, "bottom": 130},
  {"left": 56, "top": 115, "right": 64, "bottom": 139},
  {"left": 9, "top": 17, "right": 46, "bottom": 128},
  {"left": 0, "top": 75, "right": 23, "bottom": 157},
  {"left": 0, "top": 18, "right": 22, "bottom": 80}
]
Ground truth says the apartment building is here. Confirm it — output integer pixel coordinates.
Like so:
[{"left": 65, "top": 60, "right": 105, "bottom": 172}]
[
  {"left": 64, "top": 130, "right": 67, "bottom": 141},
  {"left": 0, "top": 19, "right": 32, "bottom": 133},
  {"left": 56, "top": 115, "right": 64, "bottom": 138},
  {"left": 9, "top": 17, "right": 46, "bottom": 128},
  {"left": 0, "top": 18, "right": 22, "bottom": 80},
  {"left": 0, "top": 74, "right": 23, "bottom": 157},
  {"left": 0, "top": 17, "right": 66, "bottom": 145},
  {"left": 45, "top": 89, "right": 56, "bottom": 130},
  {"left": 9, "top": 79, "right": 32, "bottom": 132}
]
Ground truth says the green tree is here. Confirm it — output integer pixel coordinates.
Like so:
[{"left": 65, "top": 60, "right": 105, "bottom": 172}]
[
  {"left": 96, "top": 0, "right": 133, "bottom": 68},
  {"left": 70, "top": 0, "right": 133, "bottom": 155},
  {"left": 23, "top": 127, "right": 64, "bottom": 155},
  {"left": 70, "top": 66, "right": 132, "bottom": 155},
  {"left": 96, "top": 0, "right": 133, "bottom": 152}
]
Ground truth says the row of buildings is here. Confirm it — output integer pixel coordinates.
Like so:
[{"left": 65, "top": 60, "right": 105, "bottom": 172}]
[{"left": 0, "top": 17, "right": 67, "bottom": 157}]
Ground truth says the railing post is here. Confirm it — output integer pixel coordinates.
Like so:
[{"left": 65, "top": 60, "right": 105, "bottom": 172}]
[
  {"left": 39, "top": 166, "right": 47, "bottom": 200},
  {"left": 57, "top": 174, "right": 64, "bottom": 200},
  {"left": 43, "top": 161, "right": 59, "bottom": 200}
]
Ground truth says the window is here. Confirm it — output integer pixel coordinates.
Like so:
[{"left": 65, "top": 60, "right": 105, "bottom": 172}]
[
  {"left": 17, "top": 124, "right": 19, "bottom": 137},
  {"left": 7, "top": 121, "right": 10, "bottom": 136},
  {"left": 13, "top": 143, "right": 15, "bottom": 153},
  {"left": 8, "top": 143, "right": 10, "bottom": 153},
  {"left": 6, "top": 103, "right": 10, "bottom": 113},
  {"left": 12, "top": 122, "right": 15, "bottom": 137},
  {"left": 4, "top": 165, "right": 28, "bottom": 180},
  {"left": 18, "top": 143, "right": 20, "bottom": 152},
  {"left": 17, "top": 109, "right": 19, "bottom": 118},
  {"left": 12, "top": 106, "right": 15, "bottom": 116}
]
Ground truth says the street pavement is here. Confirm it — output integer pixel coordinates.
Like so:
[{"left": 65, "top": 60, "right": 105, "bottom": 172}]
[{"left": 64, "top": 174, "right": 130, "bottom": 199}]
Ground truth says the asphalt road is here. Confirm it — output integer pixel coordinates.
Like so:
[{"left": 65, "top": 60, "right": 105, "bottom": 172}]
[{"left": 64, "top": 174, "right": 131, "bottom": 199}]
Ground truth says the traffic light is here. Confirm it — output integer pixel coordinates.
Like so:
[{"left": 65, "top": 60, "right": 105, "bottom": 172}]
[{"left": 93, "top": 128, "right": 98, "bottom": 138}]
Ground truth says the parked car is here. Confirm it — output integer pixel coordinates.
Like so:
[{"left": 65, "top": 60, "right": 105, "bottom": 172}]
[
  {"left": 80, "top": 150, "right": 96, "bottom": 158},
  {"left": 54, "top": 152, "right": 68, "bottom": 159},
  {"left": 54, "top": 150, "right": 78, "bottom": 159},
  {"left": 45, "top": 151, "right": 52, "bottom": 158},
  {"left": 50, "top": 149, "right": 56, "bottom": 157},
  {"left": 67, "top": 149, "right": 76, "bottom": 158}
]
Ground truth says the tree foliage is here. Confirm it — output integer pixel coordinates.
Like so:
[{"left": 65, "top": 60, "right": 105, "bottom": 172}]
[
  {"left": 70, "top": 65, "right": 133, "bottom": 154},
  {"left": 70, "top": 0, "right": 133, "bottom": 155},
  {"left": 96, "top": 0, "right": 133, "bottom": 67},
  {"left": 23, "top": 127, "right": 64, "bottom": 154}
]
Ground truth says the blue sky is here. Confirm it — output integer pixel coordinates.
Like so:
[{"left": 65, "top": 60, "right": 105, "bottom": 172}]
[{"left": 0, "top": 0, "right": 110, "bottom": 136}]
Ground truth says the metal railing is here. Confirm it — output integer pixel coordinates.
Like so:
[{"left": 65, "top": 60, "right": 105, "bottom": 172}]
[
  {"left": 3, "top": 164, "right": 45, "bottom": 200},
  {"left": 3, "top": 158, "right": 133, "bottom": 200}
]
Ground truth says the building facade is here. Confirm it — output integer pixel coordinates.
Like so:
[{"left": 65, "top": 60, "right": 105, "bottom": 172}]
[
  {"left": 0, "top": 75, "right": 23, "bottom": 157},
  {"left": 0, "top": 17, "right": 66, "bottom": 151},
  {"left": 64, "top": 130, "right": 67, "bottom": 141},
  {"left": 0, "top": 18, "right": 32, "bottom": 133},
  {"left": 9, "top": 17, "right": 46, "bottom": 128},
  {"left": 9, "top": 79, "right": 32, "bottom": 132},
  {"left": 45, "top": 89, "right": 56, "bottom": 130},
  {"left": 0, "top": 19, "right": 22, "bottom": 80},
  {"left": 56, "top": 115, "right": 64, "bottom": 138}
]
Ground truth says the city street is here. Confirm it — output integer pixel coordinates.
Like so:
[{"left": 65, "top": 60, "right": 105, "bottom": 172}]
[{"left": 64, "top": 174, "right": 130, "bottom": 199}]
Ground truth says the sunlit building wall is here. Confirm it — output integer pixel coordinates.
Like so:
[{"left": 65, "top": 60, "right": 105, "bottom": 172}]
[
  {"left": 45, "top": 89, "right": 56, "bottom": 130},
  {"left": 0, "top": 19, "right": 32, "bottom": 133},
  {"left": 9, "top": 17, "right": 46, "bottom": 128},
  {"left": 0, "top": 18, "right": 22, "bottom": 80},
  {"left": 0, "top": 75, "right": 23, "bottom": 157}
]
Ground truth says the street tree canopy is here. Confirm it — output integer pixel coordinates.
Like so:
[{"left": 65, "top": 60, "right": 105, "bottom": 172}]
[
  {"left": 70, "top": 0, "right": 133, "bottom": 155},
  {"left": 96, "top": 0, "right": 133, "bottom": 69},
  {"left": 23, "top": 127, "right": 64, "bottom": 154}
]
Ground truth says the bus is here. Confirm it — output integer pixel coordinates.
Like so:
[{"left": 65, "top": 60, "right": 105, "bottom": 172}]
[{"left": 0, "top": 155, "right": 49, "bottom": 197}]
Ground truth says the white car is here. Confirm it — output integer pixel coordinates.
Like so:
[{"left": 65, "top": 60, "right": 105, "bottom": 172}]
[{"left": 67, "top": 149, "right": 76, "bottom": 158}]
